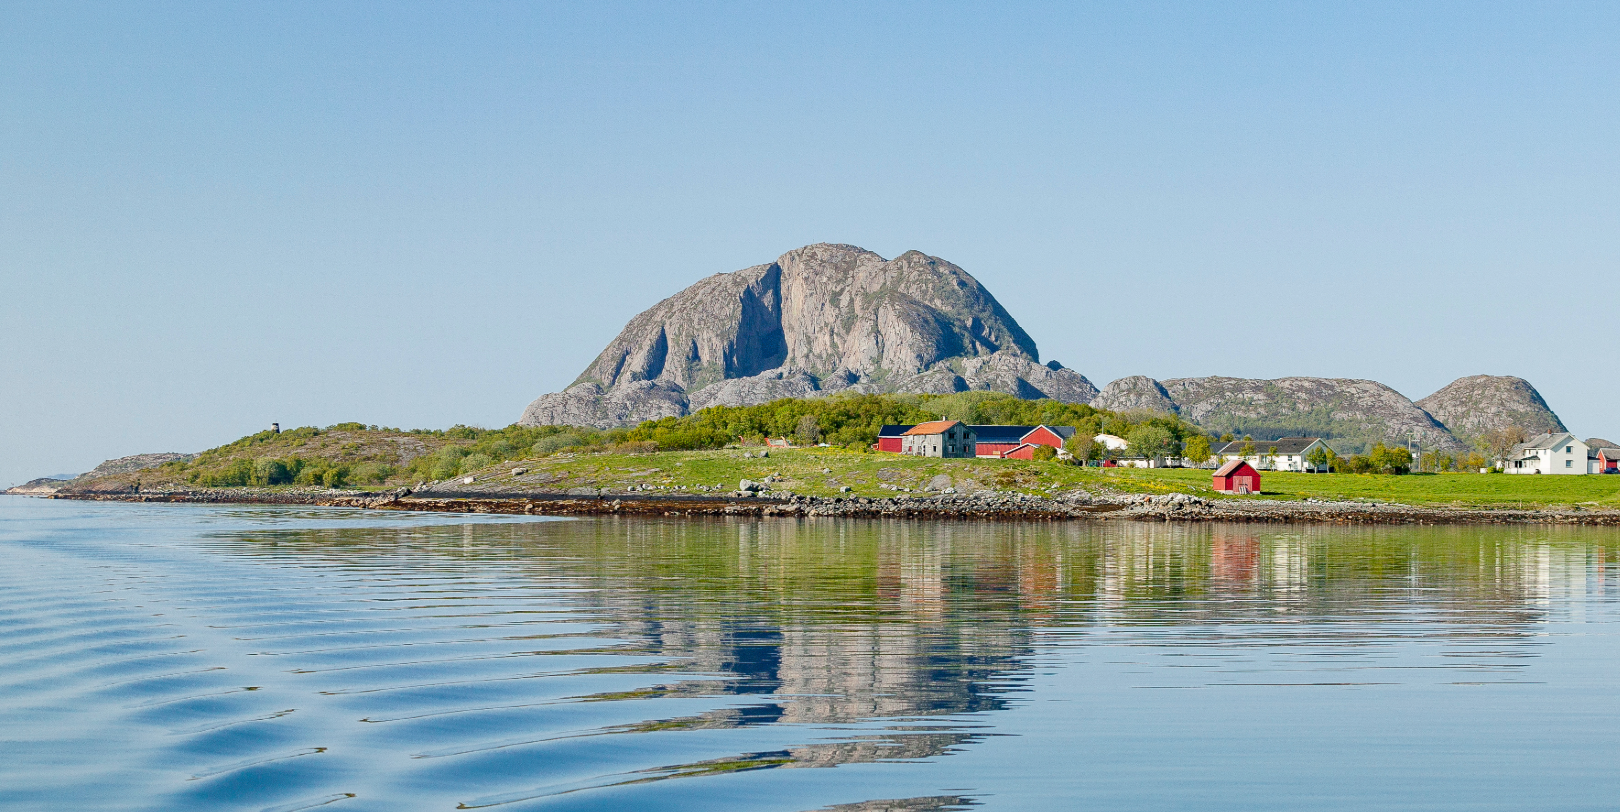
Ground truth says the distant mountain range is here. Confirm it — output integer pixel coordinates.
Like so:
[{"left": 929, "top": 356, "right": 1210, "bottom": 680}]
[{"left": 519, "top": 243, "right": 1566, "bottom": 452}]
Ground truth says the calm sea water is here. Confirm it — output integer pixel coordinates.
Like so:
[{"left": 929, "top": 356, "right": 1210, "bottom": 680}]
[{"left": 3, "top": 496, "right": 1620, "bottom": 811}]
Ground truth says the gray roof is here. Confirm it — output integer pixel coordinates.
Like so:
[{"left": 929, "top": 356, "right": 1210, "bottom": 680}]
[
  {"left": 1217, "top": 437, "right": 1325, "bottom": 456},
  {"left": 1511, "top": 432, "right": 1576, "bottom": 453}
]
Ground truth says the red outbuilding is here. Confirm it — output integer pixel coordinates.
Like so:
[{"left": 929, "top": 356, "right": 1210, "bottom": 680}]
[
  {"left": 875, "top": 425, "right": 915, "bottom": 453},
  {"left": 1000, "top": 442, "right": 1039, "bottom": 460},
  {"left": 1598, "top": 447, "right": 1620, "bottom": 473},
  {"left": 1213, "top": 460, "right": 1261, "bottom": 494}
]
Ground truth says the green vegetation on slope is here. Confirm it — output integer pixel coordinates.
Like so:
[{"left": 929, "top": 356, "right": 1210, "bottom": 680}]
[{"left": 77, "top": 393, "right": 1206, "bottom": 492}]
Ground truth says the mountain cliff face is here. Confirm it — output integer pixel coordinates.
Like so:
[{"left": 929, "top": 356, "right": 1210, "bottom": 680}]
[
  {"left": 520, "top": 244, "right": 1097, "bottom": 427},
  {"left": 1096, "top": 375, "right": 1466, "bottom": 452},
  {"left": 1416, "top": 375, "right": 1565, "bottom": 447}
]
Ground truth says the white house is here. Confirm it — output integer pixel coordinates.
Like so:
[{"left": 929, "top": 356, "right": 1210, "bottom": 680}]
[
  {"left": 1095, "top": 434, "right": 1129, "bottom": 451},
  {"left": 1501, "top": 433, "right": 1591, "bottom": 474},
  {"left": 1216, "top": 437, "right": 1333, "bottom": 472}
]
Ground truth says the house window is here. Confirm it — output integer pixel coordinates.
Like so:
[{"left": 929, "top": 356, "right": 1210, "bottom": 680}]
[
  {"left": 1566, "top": 446, "right": 1573, "bottom": 453},
  {"left": 1566, "top": 460, "right": 1573, "bottom": 468}
]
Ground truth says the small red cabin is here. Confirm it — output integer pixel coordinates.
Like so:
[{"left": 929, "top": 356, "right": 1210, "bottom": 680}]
[
  {"left": 1213, "top": 460, "right": 1260, "bottom": 494},
  {"left": 1599, "top": 448, "right": 1620, "bottom": 473},
  {"left": 1001, "top": 442, "right": 1039, "bottom": 460}
]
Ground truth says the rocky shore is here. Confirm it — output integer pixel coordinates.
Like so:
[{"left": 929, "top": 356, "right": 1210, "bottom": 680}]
[{"left": 45, "top": 486, "right": 1620, "bottom": 525}]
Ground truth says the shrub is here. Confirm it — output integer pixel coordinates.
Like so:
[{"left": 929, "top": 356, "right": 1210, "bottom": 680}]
[
  {"left": 192, "top": 458, "right": 253, "bottom": 487},
  {"left": 1183, "top": 435, "right": 1213, "bottom": 466},
  {"left": 532, "top": 431, "right": 598, "bottom": 456},
  {"left": 1031, "top": 445, "right": 1057, "bottom": 461},
  {"left": 460, "top": 453, "right": 493, "bottom": 473},
  {"left": 794, "top": 414, "right": 821, "bottom": 446},
  {"left": 252, "top": 457, "right": 293, "bottom": 486},
  {"left": 1126, "top": 425, "right": 1177, "bottom": 460},
  {"left": 1066, "top": 433, "right": 1100, "bottom": 462},
  {"left": 611, "top": 440, "right": 659, "bottom": 455},
  {"left": 350, "top": 462, "right": 393, "bottom": 484},
  {"left": 426, "top": 447, "right": 468, "bottom": 479}
]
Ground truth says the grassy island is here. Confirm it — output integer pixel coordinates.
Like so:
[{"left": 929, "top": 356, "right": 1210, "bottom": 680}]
[{"left": 48, "top": 392, "right": 1620, "bottom": 511}]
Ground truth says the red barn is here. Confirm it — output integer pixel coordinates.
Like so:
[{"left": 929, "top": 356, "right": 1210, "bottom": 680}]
[
  {"left": 876, "top": 425, "right": 914, "bottom": 453},
  {"left": 970, "top": 425, "right": 1076, "bottom": 458},
  {"left": 1213, "top": 460, "right": 1260, "bottom": 494},
  {"left": 1021, "top": 425, "right": 1070, "bottom": 448}
]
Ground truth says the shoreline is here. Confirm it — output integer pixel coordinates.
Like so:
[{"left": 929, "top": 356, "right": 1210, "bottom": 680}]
[{"left": 42, "top": 487, "right": 1620, "bottom": 525}]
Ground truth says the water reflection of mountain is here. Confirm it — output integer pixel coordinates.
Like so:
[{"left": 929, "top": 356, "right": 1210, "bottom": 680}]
[{"left": 214, "top": 517, "right": 1619, "bottom": 789}]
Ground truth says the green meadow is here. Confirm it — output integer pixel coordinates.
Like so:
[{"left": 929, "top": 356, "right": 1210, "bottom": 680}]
[{"left": 462, "top": 448, "right": 1620, "bottom": 509}]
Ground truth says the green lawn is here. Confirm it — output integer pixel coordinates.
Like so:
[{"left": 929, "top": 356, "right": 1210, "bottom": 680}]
[{"left": 467, "top": 448, "right": 1620, "bottom": 509}]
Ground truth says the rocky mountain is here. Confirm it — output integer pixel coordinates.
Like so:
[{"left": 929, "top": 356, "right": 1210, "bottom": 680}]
[
  {"left": 1090, "top": 376, "right": 1179, "bottom": 414},
  {"left": 520, "top": 244, "right": 1097, "bottom": 428},
  {"left": 1416, "top": 375, "right": 1565, "bottom": 447},
  {"left": 1095, "top": 375, "right": 1466, "bottom": 452}
]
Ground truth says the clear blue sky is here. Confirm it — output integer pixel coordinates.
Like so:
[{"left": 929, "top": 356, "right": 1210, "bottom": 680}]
[{"left": 4, "top": 2, "right": 1618, "bottom": 484}]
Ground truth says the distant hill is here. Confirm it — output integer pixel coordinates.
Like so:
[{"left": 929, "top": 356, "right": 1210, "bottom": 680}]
[
  {"left": 1095, "top": 375, "right": 1465, "bottom": 452},
  {"left": 519, "top": 243, "right": 1097, "bottom": 428},
  {"left": 1416, "top": 375, "right": 1565, "bottom": 447},
  {"left": 4, "top": 477, "right": 73, "bottom": 495},
  {"left": 6, "top": 454, "right": 193, "bottom": 495},
  {"left": 80, "top": 453, "right": 195, "bottom": 479}
]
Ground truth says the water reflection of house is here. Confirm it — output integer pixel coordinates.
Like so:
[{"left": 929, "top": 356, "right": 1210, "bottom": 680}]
[{"left": 1210, "top": 534, "right": 1259, "bottom": 585}]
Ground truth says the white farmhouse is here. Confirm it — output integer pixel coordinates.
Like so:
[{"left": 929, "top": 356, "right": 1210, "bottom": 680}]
[
  {"left": 1216, "top": 437, "right": 1333, "bottom": 472},
  {"left": 1501, "top": 433, "right": 1591, "bottom": 474},
  {"left": 1094, "top": 434, "right": 1129, "bottom": 451}
]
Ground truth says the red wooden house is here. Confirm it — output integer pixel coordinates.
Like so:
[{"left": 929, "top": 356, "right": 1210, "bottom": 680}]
[{"left": 1213, "top": 460, "right": 1260, "bottom": 494}]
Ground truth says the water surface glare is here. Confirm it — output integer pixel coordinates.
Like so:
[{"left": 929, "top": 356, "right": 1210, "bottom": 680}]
[{"left": 3, "top": 496, "right": 1619, "bottom": 811}]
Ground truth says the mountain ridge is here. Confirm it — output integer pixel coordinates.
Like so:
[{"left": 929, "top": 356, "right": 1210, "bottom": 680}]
[
  {"left": 520, "top": 244, "right": 1096, "bottom": 428},
  {"left": 518, "top": 242, "right": 1570, "bottom": 451}
]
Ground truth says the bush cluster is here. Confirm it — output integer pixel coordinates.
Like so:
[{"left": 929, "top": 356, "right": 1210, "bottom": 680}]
[{"left": 188, "top": 455, "right": 396, "bottom": 488}]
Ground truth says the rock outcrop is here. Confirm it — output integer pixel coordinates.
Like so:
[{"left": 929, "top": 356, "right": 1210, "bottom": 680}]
[
  {"left": 1091, "top": 376, "right": 1180, "bottom": 414},
  {"left": 1416, "top": 375, "right": 1565, "bottom": 447},
  {"left": 78, "top": 452, "right": 194, "bottom": 479},
  {"left": 1095, "top": 375, "right": 1466, "bottom": 452},
  {"left": 520, "top": 244, "right": 1096, "bottom": 427}
]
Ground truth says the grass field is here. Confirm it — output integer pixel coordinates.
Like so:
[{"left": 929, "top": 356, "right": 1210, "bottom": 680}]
[{"left": 461, "top": 448, "right": 1620, "bottom": 509}]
